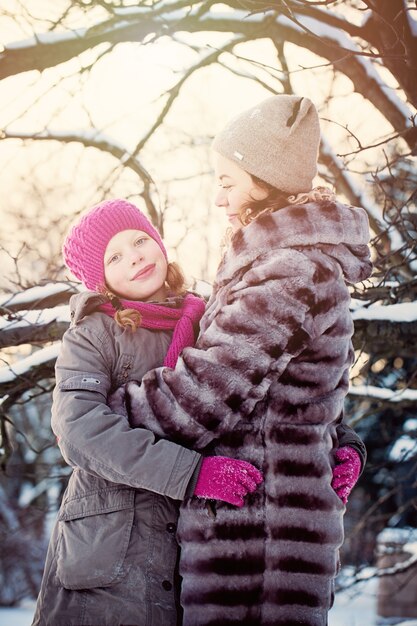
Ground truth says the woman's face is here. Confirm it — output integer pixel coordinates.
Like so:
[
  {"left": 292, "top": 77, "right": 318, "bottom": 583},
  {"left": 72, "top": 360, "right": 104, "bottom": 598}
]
[
  {"left": 104, "top": 229, "right": 168, "bottom": 302},
  {"left": 213, "top": 152, "right": 268, "bottom": 232}
]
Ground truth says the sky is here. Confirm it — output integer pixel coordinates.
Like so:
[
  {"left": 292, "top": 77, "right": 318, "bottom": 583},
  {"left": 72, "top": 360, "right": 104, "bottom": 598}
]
[{"left": 0, "top": 1, "right": 414, "bottom": 288}]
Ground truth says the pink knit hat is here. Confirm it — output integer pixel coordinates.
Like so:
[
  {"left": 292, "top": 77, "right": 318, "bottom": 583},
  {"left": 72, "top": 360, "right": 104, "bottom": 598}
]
[{"left": 63, "top": 199, "right": 167, "bottom": 291}]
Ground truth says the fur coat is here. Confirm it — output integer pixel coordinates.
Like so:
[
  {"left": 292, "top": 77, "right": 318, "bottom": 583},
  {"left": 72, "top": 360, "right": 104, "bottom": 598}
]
[{"left": 110, "top": 199, "right": 372, "bottom": 626}]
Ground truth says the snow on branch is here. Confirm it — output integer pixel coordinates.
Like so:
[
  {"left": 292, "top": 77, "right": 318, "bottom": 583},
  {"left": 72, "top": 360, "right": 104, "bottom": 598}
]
[
  {"left": 0, "top": 305, "right": 70, "bottom": 349},
  {"left": 339, "top": 554, "right": 417, "bottom": 591},
  {"left": 352, "top": 316, "right": 417, "bottom": 358},
  {"left": 348, "top": 384, "right": 417, "bottom": 405},
  {"left": 1, "top": 129, "right": 161, "bottom": 227},
  {"left": 0, "top": 305, "right": 70, "bottom": 330},
  {"left": 1, "top": 5, "right": 414, "bottom": 147},
  {"left": 352, "top": 301, "right": 417, "bottom": 323},
  {"left": 0, "top": 11, "right": 159, "bottom": 79},
  {"left": 376, "top": 551, "right": 417, "bottom": 578},
  {"left": 351, "top": 280, "right": 417, "bottom": 306},
  {"left": 0, "top": 282, "right": 79, "bottom": 313},
  {"left": 1, "top": 129, "right": 154, "bottom": 185},
  {"left": 267, "top": 14, "right": 416, "bottom": 149},
  {"left": 351, "top": 296, "right": 417, "bottom": 357},
  {"left": 286, "top": 12, "right": 413, "bottom": 124},
  {"left": 0, "top": 343, "right": 59, "bottom": 388}
]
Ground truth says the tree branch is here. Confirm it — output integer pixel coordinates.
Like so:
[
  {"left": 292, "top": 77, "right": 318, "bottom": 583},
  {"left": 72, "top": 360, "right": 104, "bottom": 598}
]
[
  {"left": 1, "top": 8, "right": 415, "bottom": 148},
  {"left": 0, "top": 129, "right": 161, "bottom": 227}
]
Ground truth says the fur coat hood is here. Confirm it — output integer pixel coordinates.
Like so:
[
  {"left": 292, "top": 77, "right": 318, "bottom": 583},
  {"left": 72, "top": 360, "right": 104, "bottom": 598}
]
[{"left": 216, "top": 199, "right": 372, "bottom": 287}]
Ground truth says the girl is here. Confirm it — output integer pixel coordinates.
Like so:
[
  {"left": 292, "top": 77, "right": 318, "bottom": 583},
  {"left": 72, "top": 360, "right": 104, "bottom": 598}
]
[
  {"left": 32, "top": 199, "right": 263, "bottom": 626},
  {"left": 109, "top": 95, "right": 372, "bottom": 626}
]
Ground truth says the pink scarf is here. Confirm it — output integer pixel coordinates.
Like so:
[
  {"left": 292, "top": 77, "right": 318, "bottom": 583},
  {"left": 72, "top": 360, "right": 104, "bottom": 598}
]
[{"left": 99, "top": 293, "right": 206, "bottom": 367}]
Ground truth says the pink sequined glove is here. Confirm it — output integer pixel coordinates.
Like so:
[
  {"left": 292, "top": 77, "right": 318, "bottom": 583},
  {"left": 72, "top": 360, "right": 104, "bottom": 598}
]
[
  {"left": 194, "top": 456, "right": 263, "bottom": 507},
  {"left": 332, "top": 446, "right": 362, "bottom": 504}
]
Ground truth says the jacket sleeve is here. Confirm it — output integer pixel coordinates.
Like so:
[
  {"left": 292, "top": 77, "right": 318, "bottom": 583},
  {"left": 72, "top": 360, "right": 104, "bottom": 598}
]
[
  {"left": 125, "top": 249, "right": 316, "bottom": 450},
  {"left": 336, "top": 417, "right": 367, "bottom": 474},
  {"left": 51, "top": 322, "right": 201, "bottom": 500}
]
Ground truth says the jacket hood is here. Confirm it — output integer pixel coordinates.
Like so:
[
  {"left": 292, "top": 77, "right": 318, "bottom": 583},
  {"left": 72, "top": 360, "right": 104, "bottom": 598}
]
[
  {"left": 69, "top": 291, "right": 107, "bottom": 325},
  {"left": 216, "top": 199, "right": 373, "bottom": 285}
]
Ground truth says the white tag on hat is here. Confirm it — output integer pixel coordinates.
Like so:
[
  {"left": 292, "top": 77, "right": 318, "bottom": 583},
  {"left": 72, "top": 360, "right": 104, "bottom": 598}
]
[{"left": 233, "top": 150, "right": 244, "bottom": 161}]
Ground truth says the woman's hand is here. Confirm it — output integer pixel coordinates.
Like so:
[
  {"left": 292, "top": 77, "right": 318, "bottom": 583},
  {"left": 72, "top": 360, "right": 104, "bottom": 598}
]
[
  {"left": 331, "top": 446, "right": 362, "bottom": 504},
  {"left": 193, "top": 456, "right": 263, "bottom": 507}
]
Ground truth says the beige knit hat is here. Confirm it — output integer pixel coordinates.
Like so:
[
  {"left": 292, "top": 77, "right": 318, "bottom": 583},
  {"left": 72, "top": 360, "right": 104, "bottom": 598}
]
[{"left": 212, "top": 94, "right": 321, "bottom": 194}]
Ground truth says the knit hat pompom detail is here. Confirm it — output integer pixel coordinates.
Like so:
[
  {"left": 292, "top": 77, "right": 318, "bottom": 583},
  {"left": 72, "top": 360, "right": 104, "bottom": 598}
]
[
  {"left": 63, "top": 199, "right": 167, "bottom": 291},
  {"left": 212, "top": 94, "right": 321, "bottom": 194}
]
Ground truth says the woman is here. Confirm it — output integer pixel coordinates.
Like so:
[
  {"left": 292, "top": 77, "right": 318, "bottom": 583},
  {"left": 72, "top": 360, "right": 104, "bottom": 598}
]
[{"left": 113, "top": 95, "right": 371, "bottom": 625}]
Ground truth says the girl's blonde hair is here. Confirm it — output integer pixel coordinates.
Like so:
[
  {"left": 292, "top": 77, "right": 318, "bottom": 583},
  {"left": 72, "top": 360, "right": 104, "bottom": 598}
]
[{"left": 104, "top": 261, "right": 187, "bottom": 332}]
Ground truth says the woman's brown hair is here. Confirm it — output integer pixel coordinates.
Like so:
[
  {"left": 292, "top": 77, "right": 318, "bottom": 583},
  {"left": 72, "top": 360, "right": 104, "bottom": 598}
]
[{"left": 239, "top": 176, "right": 336, "bottom": 226}]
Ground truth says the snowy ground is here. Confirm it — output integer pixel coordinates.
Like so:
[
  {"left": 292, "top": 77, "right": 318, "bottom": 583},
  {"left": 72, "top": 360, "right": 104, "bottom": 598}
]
[
  {"left": 0, "top": 598, "right": 36, "bottom": 626},
  {"left": 1, "top": 583, "right": 416, "bottom": 626}
]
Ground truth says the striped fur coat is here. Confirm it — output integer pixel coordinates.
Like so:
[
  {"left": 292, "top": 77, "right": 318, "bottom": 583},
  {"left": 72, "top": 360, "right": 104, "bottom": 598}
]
[{"left": 111, "top": 199, "right": 372, "bottom": 626}]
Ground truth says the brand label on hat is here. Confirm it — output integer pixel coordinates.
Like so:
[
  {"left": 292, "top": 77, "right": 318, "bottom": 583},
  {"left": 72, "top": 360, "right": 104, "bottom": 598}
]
[{"left": 233, "top": 150, "right": 244, "bottom": 161}]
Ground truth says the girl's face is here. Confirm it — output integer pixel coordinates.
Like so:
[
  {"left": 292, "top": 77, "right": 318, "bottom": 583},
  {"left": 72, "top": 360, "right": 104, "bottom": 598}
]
[
  {"left": 104, "top": 229, "right": 168, "bottom": 302},
  {"left": 213, "top": 152, "right": 268, "bottom": 232}
]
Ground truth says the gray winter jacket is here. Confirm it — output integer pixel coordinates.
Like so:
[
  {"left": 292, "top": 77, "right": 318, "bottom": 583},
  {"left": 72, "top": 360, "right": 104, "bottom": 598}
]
[
  {"left": 110, "top": 200, "right": 372, "bottom": 626},
  {"left": 32, "top": 292, "right": 201, "bottom": 626}
]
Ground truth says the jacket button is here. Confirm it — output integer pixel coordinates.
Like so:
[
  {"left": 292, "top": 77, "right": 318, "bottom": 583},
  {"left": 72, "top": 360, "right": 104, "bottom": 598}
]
[
  {"left": 166, "top": 523, "right": 176, "bottom": 533},
  {"left": 162, "top": 580, "right": 172, "bottom": 591}
]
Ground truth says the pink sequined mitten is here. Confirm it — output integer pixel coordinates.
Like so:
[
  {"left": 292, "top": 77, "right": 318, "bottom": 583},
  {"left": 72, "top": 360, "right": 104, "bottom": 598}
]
[
  {"left": 194, "top": 456, "right": 263, "bottom": 507},
  {"left": 331, "top": 446, "right": 362, "bottom": 504}
]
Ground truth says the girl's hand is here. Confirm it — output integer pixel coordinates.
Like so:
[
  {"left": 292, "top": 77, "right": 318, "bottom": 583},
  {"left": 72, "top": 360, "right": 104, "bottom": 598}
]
[
  {"left": 193, "top": 456, "right": 263, "bottom": 507},
  {"left": 331, "top": 446, "right": 362, "bottom": 504}
]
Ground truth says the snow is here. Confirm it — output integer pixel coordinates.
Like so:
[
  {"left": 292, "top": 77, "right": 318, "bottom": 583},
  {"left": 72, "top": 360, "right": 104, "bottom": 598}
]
[
  {"left": 0, "top": 599, "right": 36, "bottom": 626},
  {"left": 350, "top": 298, "right": 371, "bottom": 311},
  {"left": 349, "top": 384, "right": 417, "bottom": 403},
  {"left": 389, "top": 436, "right": 417, "bottom": 462},
  {"left": 5, "top": 28, "right": 89, "bottom": 50},
  {"left": 0, "top": 283, "right": 78, "bottom": 309},
  {"left": 0, "top": 305, "right": 70, "bottom": 330},
  {"left": 0, "top": 343, "right": 60, "bottom": 384},
  {"left": 115, "top": 3, "right": 205, "bottom": 21},
  {"left": 3, "top": 128, "right": 128, "bottom": 154},
  {"left": 351, "top": 302, "right": 417, "bottom": 323},
  {"left": 377, "top": 527, "right": 417, "bottom": 547},
  {"left": 404, "top": 418, "right": 417, "bottom": 433},
  {"left": 330, "top": 574, "right": 378, "bottom": 625},
  {"left": 3, "top": 4, "right": 241, "bottom": 55},
  {"left": 200, "top": 9, "right": 265, "bottom": 24},
  {"left": 406, "top": 10, "right": 417, "bottom": 37}
]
